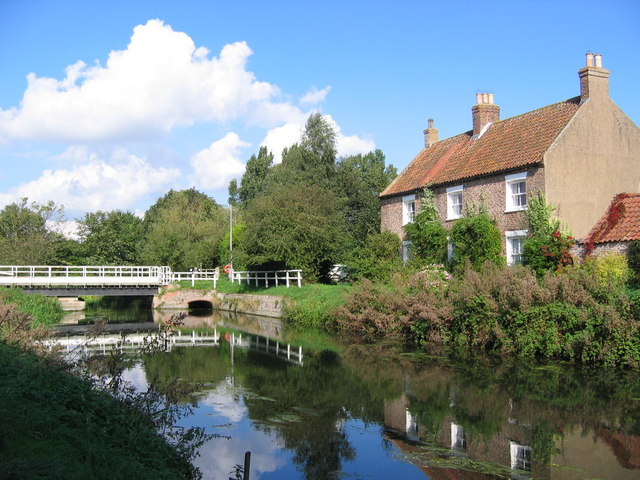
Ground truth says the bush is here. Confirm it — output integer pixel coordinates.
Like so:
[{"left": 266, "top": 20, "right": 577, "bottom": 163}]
[
  {"left": 586, "top": 252, "right": 631, "bottom": 288},
  {"left": 524, "top": 230, "right": 574, "bottom": 276},
  {"left": 450, "top": 212, "right": 503, "bottom": 270},
  {"left": 405, "top": 188, "right": 448, "bottom": 264},
  {"left": 347, "top": 231, "right": 402, "bottom": 282},
  {"left": 627, "top": 240, "right": 640, "bottom": 282}
]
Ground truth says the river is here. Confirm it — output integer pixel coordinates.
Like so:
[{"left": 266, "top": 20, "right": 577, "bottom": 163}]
[{"left": 56, "top": 302, "right": 640, "bottom": 480}]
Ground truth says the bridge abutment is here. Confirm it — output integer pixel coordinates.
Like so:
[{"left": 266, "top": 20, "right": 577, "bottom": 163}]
[{"left": 57, "top": 297, "right": 86, "bottom": 311}]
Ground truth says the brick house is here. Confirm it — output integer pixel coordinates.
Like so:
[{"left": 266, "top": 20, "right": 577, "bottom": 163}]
[{"left": 380, "top": 53, "right": 640, "bottom": 265}]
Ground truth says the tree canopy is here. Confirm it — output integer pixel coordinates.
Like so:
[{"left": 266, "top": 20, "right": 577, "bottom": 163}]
[{"left": 77, "top": 210, "right": 143, "bottom": 265}]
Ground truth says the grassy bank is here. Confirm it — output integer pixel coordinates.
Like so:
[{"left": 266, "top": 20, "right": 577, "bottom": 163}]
[
  {"left": 0, "top": 287, "right": 63, "bottom": 328},
  {"left": 0, "top": 341, "right": 198, "bottom": 480}
]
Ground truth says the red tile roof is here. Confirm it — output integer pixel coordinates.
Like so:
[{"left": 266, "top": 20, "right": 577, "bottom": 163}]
[
  {"left": 380, "top": 97, "right": 582, "bottom": 198},
  {"left": 584, "top": 193, "right": 640, "bottom": 244}
]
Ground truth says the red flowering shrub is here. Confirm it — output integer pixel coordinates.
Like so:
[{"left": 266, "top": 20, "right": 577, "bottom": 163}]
[{"left": 524, "top": 230, "right": 574, "bottom": 277}]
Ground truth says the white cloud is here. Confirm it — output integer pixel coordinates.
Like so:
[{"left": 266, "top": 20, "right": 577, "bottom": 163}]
[
  {"left": 300, "top": 86, "right": 332, "bottom": 105},
  {"left": 190, "top": 132, "right": 249, "bottom": 190},
  {"left": 325, "top": 114, "right": 375, "bottom": 157},
  {"left": 261, "top": 123, "right": 303, "bottom": 163},
  {"left": 0, "top": 19, "right": 284, "bottom": 143},
  {"left": 5, "top": 148, "right": 179, "bottom": 214}
]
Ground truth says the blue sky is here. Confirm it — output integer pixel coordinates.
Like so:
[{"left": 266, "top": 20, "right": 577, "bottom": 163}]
[{"left": 1, "top": 0, "right": 638, "bottom": 220}]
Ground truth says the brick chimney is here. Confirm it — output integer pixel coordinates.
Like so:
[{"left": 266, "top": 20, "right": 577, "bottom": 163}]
[
  {"left": 579, "top": 52, "right": 610, "bottom": 102},
  {"left": 472, "top": 92, "right": 499, "bottom": 136},
  {"left": 423, "top": 118, "right": 439, "bottom": 148}
]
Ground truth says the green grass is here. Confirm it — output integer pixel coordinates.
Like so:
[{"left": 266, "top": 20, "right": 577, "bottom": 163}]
[
  {"left": 0, "top": 287, "right": 63, "bottom": 327},
  {"left": 0, "top": 341, "right": 197, "bottom": 479}
]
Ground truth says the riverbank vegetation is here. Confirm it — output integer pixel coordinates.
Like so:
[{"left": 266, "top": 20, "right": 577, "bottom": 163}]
[{"left": 0, "top": 296, "right": 206, "bottom": 479}]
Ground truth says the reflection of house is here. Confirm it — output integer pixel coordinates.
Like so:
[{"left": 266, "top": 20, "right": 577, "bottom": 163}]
[{"left": 380, "top": 53, "right": 640, "bottom": 263}]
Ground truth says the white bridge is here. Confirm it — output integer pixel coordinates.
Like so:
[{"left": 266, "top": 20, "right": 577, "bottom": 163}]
[{"left": 0, "top": 265, "right": 219, "bottom": 295}]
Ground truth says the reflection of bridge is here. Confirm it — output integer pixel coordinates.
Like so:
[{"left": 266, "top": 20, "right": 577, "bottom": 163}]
[
  {"left": 44, "top": 328, "right": 304, "bottom": 365},
  {"left": 0, "top": 265, "right": 218, "bottom": 296}
]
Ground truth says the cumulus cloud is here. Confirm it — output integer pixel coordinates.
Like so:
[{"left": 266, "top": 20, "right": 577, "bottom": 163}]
[
  {"left": 0, "top": 19, "right": 282, "bottom": 143},
  {"left": 300, "top": 86, "right": 332, "bottom": 105},
  {"left": 4, "top": 147, "right": 178, "bottom": 213},
  {"left": 260, "top": 123, "right": 304, "bottom": 163},
  {"left": 190, "top": 132, "right": 249, "bottom": 190}
]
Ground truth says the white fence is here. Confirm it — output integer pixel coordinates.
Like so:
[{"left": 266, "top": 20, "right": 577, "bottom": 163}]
[
  {"left": 230, "top": 269, "right": 302, "bottom": 288},
  {"left": 168, "top": 269, "right": 219, "bottom": 288},
  {"left": 0, "top": 265, "right": 171, "bottom": 287}
]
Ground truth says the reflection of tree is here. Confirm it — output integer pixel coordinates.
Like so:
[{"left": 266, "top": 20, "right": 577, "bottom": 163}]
[{"left": 240, "top": 350, "right": 376, "bottom": 479}]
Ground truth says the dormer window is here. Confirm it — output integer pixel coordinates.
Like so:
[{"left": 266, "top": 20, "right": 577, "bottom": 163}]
[
  {"left": 402, "top": 195, "right": 416, "bottom": 225},
  {"left": 505, "top": 172, "right": 527, "bottom": 212},
  {"left": 447, "top": 185, "right": 464, "bottom": 220}
]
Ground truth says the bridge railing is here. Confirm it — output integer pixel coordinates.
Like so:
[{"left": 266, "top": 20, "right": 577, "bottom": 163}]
[
  {"left": 230, "top": 269, "right": 302, "bottom": 288},
  {"left": 168, "top": 269, "right": 219, "bottom": 288},
  {"left": 0, "top": 265, "right": 171, "bottom": 287}
]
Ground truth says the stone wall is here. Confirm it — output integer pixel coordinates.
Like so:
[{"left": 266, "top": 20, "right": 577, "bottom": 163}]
[{"left": 153, "top": 287, "right": 284, "bottom": 318}]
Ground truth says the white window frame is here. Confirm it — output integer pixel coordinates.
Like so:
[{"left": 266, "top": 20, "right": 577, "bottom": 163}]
[
  {"left": 506, "top": 230, "right": 528, "bottom": 266},
  {"left": 402, "top": 195, "right": 416, "bottom": 225},
  {"left": 450, "top": 422, "right": 466, "bottom": 450},
  {"left": 505, "top": 172, "right": 527, "bottom": 212},
  {"left": 446, "top": 185, "right": 464, "bottom": 220},
  {"left": 402, "top": 241, "right": 413, "bottom": 264},
  {"left": 509, "top": 441, "right": 532, "bottom": 471}
]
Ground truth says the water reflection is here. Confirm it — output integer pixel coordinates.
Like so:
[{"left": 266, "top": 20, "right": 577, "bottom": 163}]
[{"left": 71, "top": 308, "right": 640, "bottom": 480}]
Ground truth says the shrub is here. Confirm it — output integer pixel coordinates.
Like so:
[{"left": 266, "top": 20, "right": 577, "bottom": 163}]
[
  {"left": 404, "top": 188, "right": 448, "bottom": 264},
  {"left": 347, "top": 231, "right": 402, "bottom": 282},
  {"left": 450, "top": 211, "right": 503, "bottom": 270},
  {"left": 524, "top": 230, "right": 574, "bottom": 276},
  {"left": 627, "top": 240, "right": 640, "bottom": 282},
  {"left": 587, "top": 252, "right": 631, "bottom": 288}
]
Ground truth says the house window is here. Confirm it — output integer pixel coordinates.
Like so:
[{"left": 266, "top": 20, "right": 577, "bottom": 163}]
[
  {"left": 402, "top": 241, "right": 413, "bottom": 264},
  {"left": 447, "top": 185, "right": 463, "bottom": 220},
  {"left": 506, "top": 230, "right": 528, "bottom": 266},
  {"left": 509, "top": 441, "right": 532, "bottom": 471},
  {"left": 402, "top": 195, "right": 416, "bottom": 225},
  {"left": 505, "top": 172, "right": 527, "bottom": 212}
]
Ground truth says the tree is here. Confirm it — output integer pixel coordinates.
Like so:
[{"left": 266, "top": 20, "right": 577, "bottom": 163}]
[
  {"left": 0, "top": 198, "right": 67, "bottom": 264},
  {"left": 242, "top": 182, "right": 347, "bottom": 282},
  {"left": 236, "top": 146, "right": 273, "bottom": 207},
  {"left": 336, "top": 150, "right": 397, "bottom": 247},
  {"left": 404, "top": 188, "right": 448, "bottom": 265},
  {"left": 141, "top": 189, "right": 228, "bottom": 271},
  {"left": 347, "top": 231, "right": 402, "bottom": 282},
  {"left": 77, "top": 211, "right": 143, "bottom": 265},
  {"left": 450, "top": 209, "right": 503, "bottom": 270}
]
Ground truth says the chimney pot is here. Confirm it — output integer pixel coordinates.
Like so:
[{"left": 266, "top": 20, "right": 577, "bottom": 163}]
[
  {"left": 595, "top": 53, "right": 603, "bottom": 68},
  {"left": 475, "top": 93, "right": 483, "bottom": 104},
  {"left": 586, "top": 51, "right": 594, "bottom": 67},
  {"left": 488, "top": 93, "right": 494, "bottom": 104}
]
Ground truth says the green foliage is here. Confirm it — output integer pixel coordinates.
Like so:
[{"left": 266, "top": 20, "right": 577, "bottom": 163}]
[
  {"left": 347, "top": 231, "right": 402, "bottom": 282},
  {"left": 141, "top": 189, "right": 228, "bottom": 271},
  {"left": 450, "top": 210, "right": 503, "bottom": 270},
  {"left": 218, "top": 221, "right": 247, "bottom": 269},
  {"left": 526, "top": 192, "right": 561, "bottom": 237},
  {"left": 335, "top": 150, "right": 397, "bottom": 247},
  {"left": 627, "top": 240, "right": 640, "bottom": 282},
  {"left": 585, "top": 251, "right": 631, "bottom": 288},
  {"left": 405, "top": 188, "right": 448, "bottom": 265},
  {"left": 242, "top": 181, "right": 347, "bottom": 282},
  {"left": 524, "top": 230, "right": 574, "bottom": 276},
  {"left": 334, "top": 261, "right": 640, "bottom": 367},
  {"left": 0, "top": 342, "right": 201, "bottom": 479},
  {"left": 235, "top": 146, "right": 274, "bottom": 207},
  {"left": 0, "top": 198, "right": 68, "bottom": 264},
  {"left": 0, "top": 288, "right": 63, "bottom": 328},
  {"left": 77, "top": 210, "right": 142, "bottom": 265}
]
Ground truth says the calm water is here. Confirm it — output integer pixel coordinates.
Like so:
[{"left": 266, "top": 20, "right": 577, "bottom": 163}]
[{"left": 63, "top": 305, "right": 640, "bottom": 480}]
